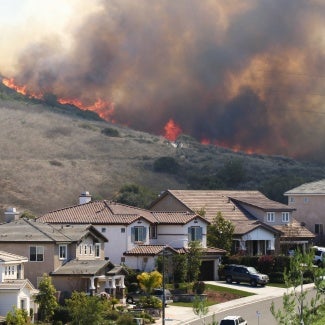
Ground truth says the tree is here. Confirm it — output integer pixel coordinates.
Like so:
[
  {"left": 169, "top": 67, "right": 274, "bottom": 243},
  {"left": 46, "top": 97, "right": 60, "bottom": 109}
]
[
  {"left": 66, "top": 291, "right": 108, "bottom": 325},
  {"left": 187, "top": 241, "right": 203, "bottom": 283},
  {"left": 192, "top": 295, "right": 209, "bottom": 325},
  {"left": 172, "top": 253, "right": 188, "bottom": 283},
  {"left": 137, "top": 270, "right": 162, "bottom": 293},
  {"left": 113, "top": 183, "right": 156, "bottom": 209},
  {"left": 270, "top": 249, "right": 325, "bottom": 324},
  {"left": 35, "top": 273, "right": 58, "bottom": 322},
  {"left": 207, "top": 212, "right": 234, "bottom": 253}
]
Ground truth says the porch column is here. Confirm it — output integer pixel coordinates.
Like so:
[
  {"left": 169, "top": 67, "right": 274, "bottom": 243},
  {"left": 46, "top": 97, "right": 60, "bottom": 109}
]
[{"left": 89, "top": 277, "right": 96, "bottom": 296}]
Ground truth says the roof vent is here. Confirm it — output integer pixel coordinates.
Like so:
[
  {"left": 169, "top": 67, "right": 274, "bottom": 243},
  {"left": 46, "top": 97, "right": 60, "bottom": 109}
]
[{"left": 79, "top": 191, "right": 92, "bottom": 205}]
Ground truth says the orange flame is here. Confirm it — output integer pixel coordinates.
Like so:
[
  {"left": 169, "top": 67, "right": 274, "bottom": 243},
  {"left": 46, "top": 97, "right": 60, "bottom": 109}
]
[
  {"left": 2, "top": 78, "right": 116, "bottom": 123},
  {"left": 2, "top": 78, "right": 43, "bottom": 99},
  {"left": 163, "top": 118, "right": 182, "bottom": 141}
]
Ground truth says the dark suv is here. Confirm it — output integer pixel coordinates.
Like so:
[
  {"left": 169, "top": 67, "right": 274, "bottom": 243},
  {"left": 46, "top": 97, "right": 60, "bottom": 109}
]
[{"left": 223, "top": 264, "right": 269, "bottom": 287}]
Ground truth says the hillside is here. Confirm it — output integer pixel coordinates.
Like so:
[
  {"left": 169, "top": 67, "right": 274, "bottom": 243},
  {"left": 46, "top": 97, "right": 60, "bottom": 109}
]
[{"left": 0, "top": 84, "right": 324, "bottom": 216}]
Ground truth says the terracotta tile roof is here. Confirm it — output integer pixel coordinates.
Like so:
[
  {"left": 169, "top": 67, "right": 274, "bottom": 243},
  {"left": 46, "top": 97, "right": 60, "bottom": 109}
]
[
  {"left": 284, "top": 179, "right": 325, "bottom": 195},
  {"left": 161, "top": 190, "right": 262, "bottom": 223},
  {"left": 151, "top": 212, "right": 208, "bottom": 224},
  {"left": 273, "top": 219, "right": 315, "bottom": 239},
  {"left": 230, "top": 195, "right": 294, "bottom": 212},
  {"left": 52, "top": 259, "right": 111, "bottom": 276},
  {"left": 38, "top": 200, "right": 156, "bottom": 224},
  {"left": 124, "top": 245, "right": 179, "bottom": 256},
  {"left": 38, "top": 201, "right": 207, "bottom": 226}
]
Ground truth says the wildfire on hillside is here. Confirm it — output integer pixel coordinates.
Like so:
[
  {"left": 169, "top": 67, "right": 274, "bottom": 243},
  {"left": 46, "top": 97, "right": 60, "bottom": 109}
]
[{"left": 1, "top": 1, "right": 325, "bottom": 160}]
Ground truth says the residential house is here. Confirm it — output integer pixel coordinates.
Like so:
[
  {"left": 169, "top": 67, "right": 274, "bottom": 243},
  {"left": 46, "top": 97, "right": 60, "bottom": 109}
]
[
  {"left": 37, "top": 193, "right": 226, "bottom": 280},
  {"left": 0, "top": 250, "right": 38, "bottom": 320},
  {"left": 150, "top": 190, "right": 315, "bottom": 255},
  {"left": 284, "top": 179, "right": 325, "bottom": 245},
  {"left": 0, "top": 216, "right": 125, "bottom": 300}
]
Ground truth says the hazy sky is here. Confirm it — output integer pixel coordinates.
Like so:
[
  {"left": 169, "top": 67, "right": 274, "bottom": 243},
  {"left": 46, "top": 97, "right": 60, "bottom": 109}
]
[{"left": 1, "top": 0, "right": 324, "bottom": 160}]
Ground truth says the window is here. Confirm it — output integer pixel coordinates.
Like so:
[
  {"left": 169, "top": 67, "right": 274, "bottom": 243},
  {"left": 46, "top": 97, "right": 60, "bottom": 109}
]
[
  {"left": 282, "top": 212, "right": 290, "bottom": 223},
  {"left": 79, "top": 244, "right": 82, "bottom": 255},
  {"left": 149, "top": 225, "right": 157, "bottom": 239},
  {"left": 121, "top": 228, "right": 125, "bottom": 233},
  {"left": 89, "top": 244, "right": 93, "bottom": 255},
  {"left": 289, "top": 197, "right": 295, "bottom": 203},
  {"left": 121, "top": 257, "right": 125, "bottom": 263},
  {"left": 188, "top": 226, "right": 203, "bottom": 242},
  {"left": 304, "top": 197, "right": 309, "bottom": 204},
  {"left": 30, "top": 246, "right": 44, "bottom": 262},
  {"left": 101, "top": 227, "right": 106, "bottom": 233},
  {"left": 95, "top": 243, "right": 101, "bottom": 257},
  {"left": 315, "top": 224, "right": 324, "bottom": 235},
  {"left": 59, "top": 245, "right": 67, "bottom": 260},
  {"left": 267, "top": 212, "right": 275, "bottom": 222},
  {"left": 131, "top": 226, "right": 146, "bottom": 242},
  {"left": 84, "top": 244, "right": 88, "bottom": 255}
]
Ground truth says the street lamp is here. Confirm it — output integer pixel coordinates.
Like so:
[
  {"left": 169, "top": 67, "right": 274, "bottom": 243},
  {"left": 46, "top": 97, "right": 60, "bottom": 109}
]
[{"left": 162, "top": 245, "right": 166, "bottom": 325}]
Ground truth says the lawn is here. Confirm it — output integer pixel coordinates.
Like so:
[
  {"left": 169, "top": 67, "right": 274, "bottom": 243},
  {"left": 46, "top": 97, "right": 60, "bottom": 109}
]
[{"left": 171, "top": 284, "right": 254, "bottom": 307}]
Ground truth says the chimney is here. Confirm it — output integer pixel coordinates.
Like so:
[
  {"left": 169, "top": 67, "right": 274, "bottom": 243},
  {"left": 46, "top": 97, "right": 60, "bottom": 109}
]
[
  {"left": 79, "top": 191, "right": 92, "bottom": 205},
  {"left": 4, "top": 207, "right": 20, "bottom": 222}
]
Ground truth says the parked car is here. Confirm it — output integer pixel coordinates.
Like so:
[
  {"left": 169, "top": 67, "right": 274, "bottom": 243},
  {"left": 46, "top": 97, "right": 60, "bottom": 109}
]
[
  {"left": 220, "top": 315, "right": 247, "bottom": 325},
  {"left": 224, "top": 264, "right": 269, "bottom": 287},
  {"left": 152, "top": 288, "right": 173, "bottom": 305},
  {"left": 126, "top": 288, "right": 173, "bottom": 305},
  {"left": 313, "top": 246, "right": 325, "bottom": 266}
]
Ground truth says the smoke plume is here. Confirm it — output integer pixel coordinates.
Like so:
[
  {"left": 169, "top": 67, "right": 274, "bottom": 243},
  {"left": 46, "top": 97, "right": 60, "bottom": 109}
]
[{"left": 1, "top": 0, "right": 325, "bottom": 160}]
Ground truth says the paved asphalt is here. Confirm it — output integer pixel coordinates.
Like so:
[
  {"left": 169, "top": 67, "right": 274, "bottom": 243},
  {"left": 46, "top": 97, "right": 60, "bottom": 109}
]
[{"left": 155, "top": 281, "right": 315, "bottom": 325}]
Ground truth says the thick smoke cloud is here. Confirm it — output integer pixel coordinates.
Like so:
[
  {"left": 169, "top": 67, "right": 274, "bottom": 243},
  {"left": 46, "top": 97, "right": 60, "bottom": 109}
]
[{"left": 4, "top": 0, "right": 325, "bottom": 160}]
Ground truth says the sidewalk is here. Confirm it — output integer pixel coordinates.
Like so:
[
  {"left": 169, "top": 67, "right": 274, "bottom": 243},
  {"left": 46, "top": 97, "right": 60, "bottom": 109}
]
[{"left": 154, "top": 281, "right": 315, "bottom": 325}]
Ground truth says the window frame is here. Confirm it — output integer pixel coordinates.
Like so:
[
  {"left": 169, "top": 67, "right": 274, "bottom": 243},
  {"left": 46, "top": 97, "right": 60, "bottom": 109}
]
[
  {"left": 282, "top": 212, "right": 290, "bottom": 223},
  {"left": 315, "top": 224, "right": 324, "bottom": 235},
  {"left": 131, "top": 226, "right": 147, "bottom": 243},
  {"left": 30, "top": 246, "right": 44, "bottom": 262},
  {"left": 188, "top": 226, "right": 203, "bottom": 242},
  {"left": 59, "top": 244, "right": 67, "bottom": 260},
  {"left": 95, "top": 243, "right": 101, "bottom": 257},
  {"left": 267, "top": 212, "right": 275, "bottom": 223}
]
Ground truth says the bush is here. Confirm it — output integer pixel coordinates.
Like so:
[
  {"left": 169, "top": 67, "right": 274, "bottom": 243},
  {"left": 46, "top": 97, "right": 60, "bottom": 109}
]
[
  {"left": 137, "top": 296, "right": 162, "bottom": 309},
  {"left": 116, "top": 314, "right": 135, "bottom": 325},
  {"left": 193, "top": 281, "right": 206, "bottom": 294},
  {"left": 53, "top": 305, "right": 71, "bottom": 324},
  {"left": 153, "top": 156, "right": 180, "bottom": 173},
  {"left": 101, "top": 127, "right": 120, "bottom": 137},
  {"left": 258, "top": 255, "right": 275, "bottom": 274},
  {"left": 269, "top": 272, "right": 284, "bottom": 283}
]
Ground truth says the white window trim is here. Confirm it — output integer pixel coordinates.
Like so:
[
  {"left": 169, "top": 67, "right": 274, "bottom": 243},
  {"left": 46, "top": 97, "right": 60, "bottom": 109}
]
[
  {"left": 59, "top": 244, "right": 67, "bottom": 260},
  {"left": 95, "top": 243, "right": 101, "bottom": 258},
  {"left": 282, "top": 212, "right": 290, "bottom": 223},
  {"left": 267, "top": 212, "right": 275, "bottom": 223}
]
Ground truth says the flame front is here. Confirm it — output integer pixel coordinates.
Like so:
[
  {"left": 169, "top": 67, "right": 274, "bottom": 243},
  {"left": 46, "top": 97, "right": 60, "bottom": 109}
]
[{"left": 163, "top": 119, "right": 182, "bottom": 141}]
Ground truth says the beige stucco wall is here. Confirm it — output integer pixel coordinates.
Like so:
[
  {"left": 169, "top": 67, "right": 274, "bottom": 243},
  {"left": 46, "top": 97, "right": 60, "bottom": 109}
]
[
  {"left": 151, "top": 194, "right": 188, "bottom": 212},
  {"left": 287, "top": 194, "right": 325, "bottom": 233},
  {"left": 240, "top": 203, "right": 292, "bottom": 226},
  {"left": 0, "top": 242, "right": 55, "bottom": 288}
]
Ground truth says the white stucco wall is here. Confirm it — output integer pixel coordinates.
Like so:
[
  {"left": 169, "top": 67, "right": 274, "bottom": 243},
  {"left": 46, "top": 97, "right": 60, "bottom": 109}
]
[
  {"left": 155, "top": 219, "right": 208, "bottom": 248},
  {"left": 95, "top": 219, "right": 151, "bottom": 265}
]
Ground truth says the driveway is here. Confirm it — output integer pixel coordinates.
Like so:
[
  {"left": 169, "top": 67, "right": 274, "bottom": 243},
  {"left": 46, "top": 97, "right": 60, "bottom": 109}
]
[{"left": 154, "top": 281, "right": 315, "bottom": 325}]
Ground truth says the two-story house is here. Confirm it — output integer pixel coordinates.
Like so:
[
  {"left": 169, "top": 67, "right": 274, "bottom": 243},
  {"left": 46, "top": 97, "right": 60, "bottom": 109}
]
[
  {"left": 0, "top": 250, "right": 38, "bottom": 319},
  {"left": 284, "top": 179, "right": 325, "bottom": 245},
  {"left": 150, "top": 190, "right": 315, "bottom": 255},
  {"left": 0, "top": 217, "right": 125, "bottom": 300},
  {"left": 37, "top": 193, "right": 226, "bottom": 281}
]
